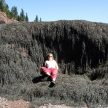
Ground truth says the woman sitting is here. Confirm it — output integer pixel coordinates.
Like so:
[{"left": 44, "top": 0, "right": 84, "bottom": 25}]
[{"left": 40, "top": 53, "right": 59, "bottom": 86}]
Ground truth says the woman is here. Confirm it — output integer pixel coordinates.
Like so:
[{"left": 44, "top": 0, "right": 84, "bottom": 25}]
[{"left": 40, "top": 53, "right": 59, "bottom": 85}]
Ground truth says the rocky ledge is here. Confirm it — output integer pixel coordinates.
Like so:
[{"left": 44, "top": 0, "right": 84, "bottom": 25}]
[{"left": 0, "top": 11, "right": 18, "bottom": 24}]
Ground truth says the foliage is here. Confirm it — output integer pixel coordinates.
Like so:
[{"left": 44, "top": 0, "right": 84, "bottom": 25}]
[
  {"left": 0, "top": 20, "right": 108, "bottom": 107},
  {"left": 0, "top": 0, "right": 29, "bottom": 22},
  {"left": 0, "top": 0, "right": 4, "bottom": 11},
  {"left": 11, "top": 6, "right": 18, "bottom": 19},
  {"left": 20, "top": 9, "right": 25, "bottom": 21},
  {"left": 25, "top": 13, "right": 29, "bottom": 22},
  {"left": 34, "top": 15, "right": 42, "bottom": 22},
  {"left": 34, "top": 15, "right": 38, "bottom": 22}
]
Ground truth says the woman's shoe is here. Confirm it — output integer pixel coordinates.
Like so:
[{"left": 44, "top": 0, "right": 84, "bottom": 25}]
[{"left": 49, "top": 81, "right": 55, "bottom": 87}]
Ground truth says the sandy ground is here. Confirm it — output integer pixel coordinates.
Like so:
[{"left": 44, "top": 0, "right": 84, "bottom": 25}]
[
  {"left": 0, "top": 97, "right": 88, "bottom": 108},
  {"left": 0, "top": 97, "right": 31, "bottom": 108}
]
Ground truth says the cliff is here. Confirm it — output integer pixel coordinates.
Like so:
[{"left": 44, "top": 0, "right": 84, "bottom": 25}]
[
  {"left": 0, "top": 20, "right": 108, "bottom": 107},
  {"left": 0, "top": 11, "right": 17, "bottom": 24}
]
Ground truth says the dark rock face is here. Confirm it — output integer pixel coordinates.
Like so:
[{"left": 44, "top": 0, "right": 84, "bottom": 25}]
[{"left": 0, "top": 20, "right": 108, "bottom": 106}]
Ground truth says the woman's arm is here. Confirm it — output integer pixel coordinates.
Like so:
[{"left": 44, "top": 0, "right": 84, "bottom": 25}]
[
  {"left": 44, "top": 61, "right": 48, "bottom": 68},
  {"left": 55, "top": 61, "right": 59, "bottom": 70}
]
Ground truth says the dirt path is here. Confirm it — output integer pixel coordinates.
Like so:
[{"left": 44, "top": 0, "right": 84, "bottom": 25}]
[
  {"left": 0, "top": 97, "right": 31, "bottom": 108},
  {"left": 0, "top": 97, "right": 88, "bottom": 108}
]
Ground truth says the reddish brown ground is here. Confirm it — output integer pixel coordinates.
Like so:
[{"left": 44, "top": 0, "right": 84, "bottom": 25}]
[{"left": 0, "top": 11, "right": 18, "bottom": 24}]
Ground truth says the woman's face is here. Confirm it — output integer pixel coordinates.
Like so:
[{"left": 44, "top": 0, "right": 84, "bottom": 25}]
[{"left": 48, "top": 54, "right": 53, "bottom": 60}]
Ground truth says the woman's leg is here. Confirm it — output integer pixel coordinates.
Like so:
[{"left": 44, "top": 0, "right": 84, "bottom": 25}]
[
  {"left": 51, "top": 68, "right": 58, "bottom": 82},
  {"left": 40, "top": 67, "right": 51, "bottom": 76}
]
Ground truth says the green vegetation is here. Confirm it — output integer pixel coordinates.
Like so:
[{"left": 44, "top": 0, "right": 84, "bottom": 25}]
[
  {"left": 34, "top": 15, "right": 42, "bottom": 22},
  {"left": 0, "top": 0, "right": 28, "bottom": 21},
  {"left": 0, "top": 20, "right": 108, "bottom": 107},
  {"left": 11, "top": 6, "right": 18, "bottom": 19},
  {"left": 0, "top": 0, "right": 42, "bottom": 22}
]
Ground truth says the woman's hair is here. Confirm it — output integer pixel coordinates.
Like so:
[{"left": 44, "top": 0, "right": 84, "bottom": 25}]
[
  {"left": 47, "top": 53, "right": 53, "bottom": 57},
  {"left": 47, "top": 53, "right": 54, "bottom": 59}
]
